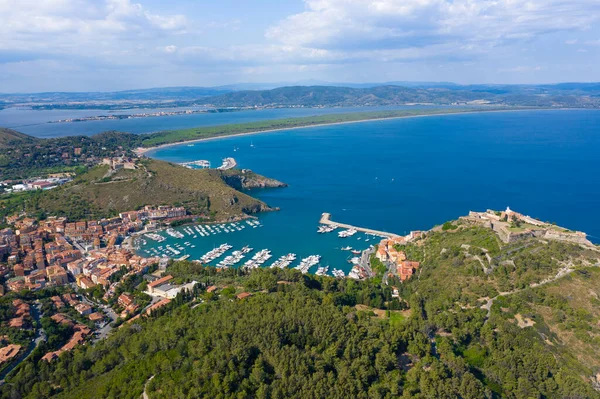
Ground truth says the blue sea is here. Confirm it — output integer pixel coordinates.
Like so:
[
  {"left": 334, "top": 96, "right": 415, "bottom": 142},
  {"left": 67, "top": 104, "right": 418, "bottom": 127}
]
[{"left": 138, "top": 109, "right": 600, "bottom": 274}]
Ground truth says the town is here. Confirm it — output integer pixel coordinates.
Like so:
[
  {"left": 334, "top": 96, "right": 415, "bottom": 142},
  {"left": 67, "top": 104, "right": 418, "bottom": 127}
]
[
  {"left": 0, "top": 204, "right": 200, "bottom": 369},
  {"left": 0, "top": 202, "right": 594, "bottom": 381}
]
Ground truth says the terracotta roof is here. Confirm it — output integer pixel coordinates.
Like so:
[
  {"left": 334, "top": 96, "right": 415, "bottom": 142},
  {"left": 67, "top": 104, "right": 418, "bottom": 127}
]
[
  {"left": 148, "top": 275, "right": 173, "bottom": 288},
  {"left": 236, "top": 292, "right": 252, "bottom": 300}
]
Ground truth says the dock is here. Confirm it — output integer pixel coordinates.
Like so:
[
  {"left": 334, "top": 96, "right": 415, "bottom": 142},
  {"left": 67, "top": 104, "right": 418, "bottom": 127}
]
[
  {"left": 179, "top": 160, "right": 210, "bottom": 169},
  {"left": 217, "top": 157, "right": 237, "bottom": 170},
  {"left": 319, "top": 213, "right": 400, "bottom": 238}
]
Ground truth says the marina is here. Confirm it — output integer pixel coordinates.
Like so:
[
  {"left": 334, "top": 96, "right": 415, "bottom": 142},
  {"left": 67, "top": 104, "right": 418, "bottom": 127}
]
[
  {"left": 136, "top": 110, "right": 600, "bottom": 276},
  {"left": 136, "top": 215, "right": 374, "bottom": 277},
  {"left": 179, "top": 160, "right": 211, "bottom": 169}
]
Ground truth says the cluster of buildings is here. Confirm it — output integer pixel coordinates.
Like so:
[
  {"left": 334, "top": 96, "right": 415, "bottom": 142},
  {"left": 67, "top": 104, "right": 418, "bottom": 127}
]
[
  {"left": 146, "top": 275, "right": 198, "bottom": 299},
  {"left": 461, "top": 207, "right": 593, "bottom": 246},
  {"left": 41, "top": 313, "right": 92, "bottom": 362},
  {"left": 119, "top": 205, "right": 187, "bottom": 222},
  {"left": 0, "top": 209, "right": 175, "bottom": 293},
  {"left": 8, "top": 299, "right": 31, "bottom": 329},
  {"left": 376, "top": 236, "right": 421, "bottom": 282},
  {"left": 117, "top": 292, "right": 139, "bottom": 318},
  {"left": 53, "top": 293, "right": 103, "bottom": 322},
  {"left": 101, "top": 157, "right": 137, "bottom": 172},
  {"left": 1, "top": 173, "right": 73, "bottom": 194}
]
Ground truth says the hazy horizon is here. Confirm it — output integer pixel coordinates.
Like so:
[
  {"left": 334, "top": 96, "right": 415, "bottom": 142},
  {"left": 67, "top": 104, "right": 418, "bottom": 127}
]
[
  {"left": 2, "top": 80, "right": 600, "bottom": 96},
  {"left": 1, "top": 0, "right": 599, "bottom": 92}
]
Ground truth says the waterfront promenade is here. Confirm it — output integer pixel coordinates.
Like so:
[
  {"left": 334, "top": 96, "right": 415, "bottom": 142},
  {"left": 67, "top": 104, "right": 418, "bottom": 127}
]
[{"left": 319, "top": 213, "right": 400, "bottom": 238}]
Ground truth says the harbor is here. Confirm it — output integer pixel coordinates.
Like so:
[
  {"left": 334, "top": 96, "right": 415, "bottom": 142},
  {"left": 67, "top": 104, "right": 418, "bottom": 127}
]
[
  {"left": 134, "top": 214, "right": 380, "bottom": 277},
  {"left": 179, "top": 157, "right": 236, "bottom": 170}
]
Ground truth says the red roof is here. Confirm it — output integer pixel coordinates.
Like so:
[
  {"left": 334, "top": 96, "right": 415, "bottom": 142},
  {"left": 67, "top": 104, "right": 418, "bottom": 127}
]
[
  {"left": 236, "top": 292, "right": 252, "bottom": 300},
  {"left": 148, "top": 275, "right": 173, "bottom": 288}
]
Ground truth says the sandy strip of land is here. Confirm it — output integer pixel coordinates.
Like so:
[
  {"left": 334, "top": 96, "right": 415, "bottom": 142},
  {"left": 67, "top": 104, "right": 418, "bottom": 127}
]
[{"left": 135, "top": 108, "right": 544, "bottom": 156}]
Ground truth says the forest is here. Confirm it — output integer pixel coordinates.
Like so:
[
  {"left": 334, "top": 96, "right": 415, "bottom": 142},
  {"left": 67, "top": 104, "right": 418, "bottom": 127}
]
[{"left": 2, "top": 221, "right": 600, "bottom": 399}]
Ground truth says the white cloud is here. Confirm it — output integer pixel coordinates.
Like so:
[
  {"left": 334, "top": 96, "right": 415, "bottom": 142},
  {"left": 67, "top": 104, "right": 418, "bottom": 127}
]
[
  {"left": 0, "top": 0, "right": 188, "bottom": 56},
  {"left": 266, "top": 0, "right": 600, "bottom": 53},
  {"left": 498, "top": 65, "right": 543, "bottom": 73},
  {"left": 163, "top": 45, "right": 178, "bottom": 54}
]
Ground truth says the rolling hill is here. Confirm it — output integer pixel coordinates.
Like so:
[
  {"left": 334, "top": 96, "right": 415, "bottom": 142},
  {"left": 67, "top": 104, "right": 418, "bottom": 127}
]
[
  {"left": 10, "top": 159, "right": 285, "bottom": 221},
  {"left": 2, "top": 218, "right": 599, "bottom": 398},
  {"left": 0, "top": 127, "right": 38, "bottom": 149}
]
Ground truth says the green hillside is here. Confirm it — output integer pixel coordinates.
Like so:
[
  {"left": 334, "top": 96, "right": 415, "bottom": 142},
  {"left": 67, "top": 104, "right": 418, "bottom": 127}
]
[
  {"left": 0, "top": 127, "right": 38, "bottom": 149},
  {"left": 2, "top": 159, "right": 282, "bottom": 221},
  {"left": 3, "top": 221, "right": 599, "bottom": 398}
]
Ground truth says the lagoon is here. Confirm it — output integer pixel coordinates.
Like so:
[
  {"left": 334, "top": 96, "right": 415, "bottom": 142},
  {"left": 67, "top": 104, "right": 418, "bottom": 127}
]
[{"left": 0, "top": 105, "right": 425, "bottom": 138}]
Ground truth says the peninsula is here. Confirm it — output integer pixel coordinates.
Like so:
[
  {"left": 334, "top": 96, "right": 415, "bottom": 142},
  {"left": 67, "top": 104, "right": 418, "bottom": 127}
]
[{"left": 137, "top": 106, "right": 524, "bottom": 151}]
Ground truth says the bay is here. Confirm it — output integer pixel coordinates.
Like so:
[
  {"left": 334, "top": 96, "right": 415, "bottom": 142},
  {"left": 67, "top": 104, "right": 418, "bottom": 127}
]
[{"left": 139, "top": 109, "right": 600, "bottom": 275}]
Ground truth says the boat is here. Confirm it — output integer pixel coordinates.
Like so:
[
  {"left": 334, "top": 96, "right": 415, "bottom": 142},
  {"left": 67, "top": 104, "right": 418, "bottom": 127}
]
[
  {"left": 294, "top": 255, "right": 321, "bottom": 274},
  {"left": 145, "top": 233, "right": 166, "bottom": 242},
  {"left": 351, "top": 249, "right": 362, "bottom": 255},
  {"left": 199, "top": 243, "right": 232, "bottom": 264},
  {"left": 166, "top": 228, "right": 184, "bottom": 239},
  {"left": 269, "top": 253, "right": 297, "bottom": 269},
  {"left": 243, "top": 249, "right": 272, "bottom": 269},
  {"left": 332, "top": 268, "right": 345, "bottom": 278},
  {"left": 338, "top": 229, "right": 357, "bottom": 238},
  {"left": 341, "top": 246, "right": 353, "bottom": 251},
  {"left": 317, "top": 225, "right": 336, "bottom": 233}
]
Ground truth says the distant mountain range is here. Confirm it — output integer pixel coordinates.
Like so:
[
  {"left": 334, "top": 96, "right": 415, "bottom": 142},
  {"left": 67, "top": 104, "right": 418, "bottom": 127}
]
[
  {"left": 1, "top": 82, "right": 599, "bottom": 110},
  {"left": 203, "top": 84, "right": 600, "bottom": 108}
]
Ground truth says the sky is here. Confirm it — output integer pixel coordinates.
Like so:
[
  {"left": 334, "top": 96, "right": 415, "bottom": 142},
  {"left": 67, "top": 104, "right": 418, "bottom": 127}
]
[{"left": 0, "top": 0, "right": 599, "bottom": 92}]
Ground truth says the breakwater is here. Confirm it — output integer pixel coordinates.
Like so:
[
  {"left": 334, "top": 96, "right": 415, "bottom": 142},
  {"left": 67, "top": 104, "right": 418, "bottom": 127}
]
[{"left": 320, "top": 213, "right": 399, "bottom": 238}]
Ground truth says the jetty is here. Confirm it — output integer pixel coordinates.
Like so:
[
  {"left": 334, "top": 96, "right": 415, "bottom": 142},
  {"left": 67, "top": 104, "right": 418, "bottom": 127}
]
[
  {"left": 178, "top": 157, "right": 236, "bottom": 170},
  {"left": 320, "top": 213, "right": 400, "bottom": 238},
  {"left": 217, "top": 157, "right": 237, "bottom": 170}
]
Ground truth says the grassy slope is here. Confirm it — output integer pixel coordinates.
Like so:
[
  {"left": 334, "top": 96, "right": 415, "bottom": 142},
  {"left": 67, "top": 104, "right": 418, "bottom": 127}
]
[
  {"left": 32, "top": 159, "right": 278, "bottom": 220},
  {"left": 398, "top": 222, "right": 600, "bottom": 391},
  {"left": 492, "top": 268, "right": 600, "bottom": 380},
  {"left": 0, "top": 127, "right": 38, "bottom": 149}
]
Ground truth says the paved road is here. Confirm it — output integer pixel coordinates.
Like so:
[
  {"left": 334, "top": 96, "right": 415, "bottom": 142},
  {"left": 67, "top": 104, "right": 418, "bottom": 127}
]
[
  {"left": 0, "top": 303, "right": 46, "bottom": 385},
  {"left": 360, "top": 247, "right": 376, "bottom": 278},
  {"left": 80, "top": 296, "right": 118, "bottom": 341}
]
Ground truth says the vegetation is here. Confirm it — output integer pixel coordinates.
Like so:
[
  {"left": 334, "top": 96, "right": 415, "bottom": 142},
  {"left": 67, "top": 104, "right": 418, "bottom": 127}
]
[
  {"left": 0, "top": 130, "right": 140, "bottom": 180},
  {"left": 203, "top": 85, "right": 600, "bottom": 109},
  {"left": 0, "top": 128, "right": 38, "bottom": 149},
  {"left": 2, "top": 223, "right": 599, "bottom": 398},
  {"left": 139, "top": 108, "right": 486, "bottom": 147},
  {"left": 1, "top": 159, "right": 281, "bottom": 221}
]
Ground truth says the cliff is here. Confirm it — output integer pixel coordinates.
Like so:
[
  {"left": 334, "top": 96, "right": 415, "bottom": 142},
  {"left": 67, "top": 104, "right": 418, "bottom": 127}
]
[
  {"left": 30, "top": 160, "right": 283, "bottom": 221},
  {"left": 217, "top": 169, "right": 288, "bottom": 190}
]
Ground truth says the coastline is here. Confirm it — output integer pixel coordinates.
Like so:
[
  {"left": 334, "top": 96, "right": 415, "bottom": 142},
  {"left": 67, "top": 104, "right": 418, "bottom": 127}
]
[{"left": 136, "top": 107, "right": 541, "bottom": 156}]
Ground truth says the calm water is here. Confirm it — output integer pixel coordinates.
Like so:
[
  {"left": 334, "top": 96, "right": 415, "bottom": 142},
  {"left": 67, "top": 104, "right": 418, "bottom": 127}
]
[
  {"left": 139, "top": 109, "right": 600, "bottom": 274},
  {"left": 0, "top": 105, "right": 424, "bottom": 138}
]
